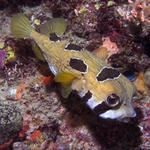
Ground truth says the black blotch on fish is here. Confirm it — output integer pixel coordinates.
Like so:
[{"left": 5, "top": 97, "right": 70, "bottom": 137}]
[
  {"left": 93, "top": 102, "right": 111, "bottom": 115},
  {"left": 82, "top": 90, "right": 92, "bottom": 103},
  {"left": 65, "top": 43, "right": 83, "bottom": 51},
  {"left": 69, "top": 58, "right": 87, "bottom": 73},
  {"left": 96, "top": 67, "right": 120, "bottom": 82},
  {"left": 49, "top": 33, "right": 61, "bottom": 42}
]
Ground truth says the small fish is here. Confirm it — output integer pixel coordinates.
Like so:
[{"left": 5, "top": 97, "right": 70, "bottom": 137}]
[{"left": 10, "top": 14, "right": 136, "bottom": 121}]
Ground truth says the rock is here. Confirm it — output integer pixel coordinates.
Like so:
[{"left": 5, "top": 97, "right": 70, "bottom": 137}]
[{"left": 0, "top": 100, "right": 23, "bottom": 145}]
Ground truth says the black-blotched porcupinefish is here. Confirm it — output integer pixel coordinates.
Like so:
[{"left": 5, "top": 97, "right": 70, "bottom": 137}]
[{"left": 10, "top": 14, "right": 136, "bottom": 121}]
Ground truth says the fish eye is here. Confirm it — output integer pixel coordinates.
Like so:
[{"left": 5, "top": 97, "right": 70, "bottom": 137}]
[{"left": 106, "top": 93, "right": 120, "bottom": 107}]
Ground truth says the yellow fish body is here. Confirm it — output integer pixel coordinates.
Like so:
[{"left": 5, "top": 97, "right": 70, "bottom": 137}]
[{"left": 10, "top": 14, "right": 136, "bottom": 121}]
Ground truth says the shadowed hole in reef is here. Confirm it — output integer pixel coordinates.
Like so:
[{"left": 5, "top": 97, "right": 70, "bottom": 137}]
[
  {"left": 88, "top": 108, "right": 142, "bottom": 150},
  {"left": 0, "top": 0, "right": 42, "bottom": 10},
  {"left": 56, "top": 89, "right": 143, "bottom": 150}
]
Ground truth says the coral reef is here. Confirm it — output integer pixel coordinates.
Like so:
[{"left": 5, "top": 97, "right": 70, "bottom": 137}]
[
  {"left": 0, "top": 0, "right": 42, "bottom": 10},
  {"left": 0, "top": 100, "right": 22, "bottom": 148},
  {"left": 0, "top": 0, "right": 150, "bottom": 149},
  {"left": 0, "top": 50, "right": 5, "bottom": 68}
]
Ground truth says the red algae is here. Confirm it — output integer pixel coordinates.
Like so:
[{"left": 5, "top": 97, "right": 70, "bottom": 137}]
[
  {"left": 29, "top": 130, "right": 43, "bottom": 143},
  {"left": 0, "top": 139, "right": 14, "bottom": 150}
]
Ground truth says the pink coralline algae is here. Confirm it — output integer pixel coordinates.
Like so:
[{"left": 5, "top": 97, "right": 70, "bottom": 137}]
[
  {"left": 128, "top": 0, "right": 150, "bottom": 23},
  {"left": 116, "top": 0, "right": 150, "bottom": 38},
  {"left": 0, "top": 50, "right": 6, "bottom": 68},
  {"left": 102, "top": 36, "right": 120, "bottom": 58}
]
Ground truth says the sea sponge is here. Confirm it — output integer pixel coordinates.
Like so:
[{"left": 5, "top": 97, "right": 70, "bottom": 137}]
[
  {"left": 144, "top": 68, "right": 150, "bottom": 88},
  {"left": 134, "top": 72, "right": 149, "bottom": 95}
]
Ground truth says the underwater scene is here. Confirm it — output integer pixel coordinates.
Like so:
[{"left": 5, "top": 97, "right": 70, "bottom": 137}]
[{"left": 0, "top": 0, "right": 150, "bottom": 150}]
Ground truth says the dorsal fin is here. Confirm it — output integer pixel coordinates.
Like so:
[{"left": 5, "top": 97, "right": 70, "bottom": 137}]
[{"left": 39, "top": 18, "right": 67, "bottom": 37}]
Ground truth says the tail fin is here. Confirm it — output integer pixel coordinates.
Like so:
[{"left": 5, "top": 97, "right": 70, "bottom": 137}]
[{"left": 10, "top": 13, "right": 33, "bottom": 38}]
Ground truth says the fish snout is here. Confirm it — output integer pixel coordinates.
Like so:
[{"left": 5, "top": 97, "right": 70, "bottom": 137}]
[
  {"left": 99, "top": 102, "right": 136, "bottom": 122},
  {"left": 117, "top": 103, "right": 136, "bottom": 122}
]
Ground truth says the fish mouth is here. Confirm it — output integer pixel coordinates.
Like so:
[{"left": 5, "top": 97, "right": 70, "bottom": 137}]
[
  {"left": 99, "top": 103, "right": 137, "bottom": 122},
  {"left": 120, "top": 104, "right": 137, "bottom": 122},
  {"left": 117, "top": 111, "right": 137, "bottom": 123},
  {"left": 119, "top": 117, "right": 132, "bottom": 123}
]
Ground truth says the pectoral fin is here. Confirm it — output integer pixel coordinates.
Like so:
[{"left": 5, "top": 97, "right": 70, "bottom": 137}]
[
  {"left": 54, "top": 72, "right": 77, "bottom": 99},
  {"left": 54, "top": 72, "right": 77, "bottom": 85},
  {"left": 61, "top": 84, "right": 72, "bottom": 99},
  {"left": 31, "top": 41, "right": 46, "bottom": 62},
  {"left": 93, "top": 46, "right": 108, "bottom": 60}
]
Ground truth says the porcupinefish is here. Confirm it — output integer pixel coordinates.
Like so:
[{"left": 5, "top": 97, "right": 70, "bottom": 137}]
[{"left": 10, "top": 14, "right": 136, "bottom": 121}]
